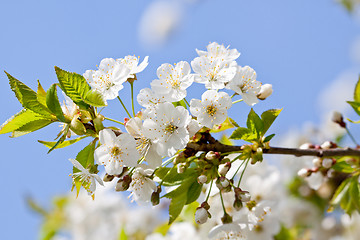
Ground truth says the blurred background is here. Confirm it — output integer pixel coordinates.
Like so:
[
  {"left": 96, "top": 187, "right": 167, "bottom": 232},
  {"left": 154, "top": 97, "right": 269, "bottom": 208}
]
[{"left": 1, "top": 0, "right": 360, "bottom": 239}]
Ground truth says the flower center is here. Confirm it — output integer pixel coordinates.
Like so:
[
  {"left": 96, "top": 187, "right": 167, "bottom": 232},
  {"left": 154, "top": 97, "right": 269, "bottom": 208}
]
[
  {"left": 110, "top": 146, "right": 122, "bottom": 156},
  {"left": 206, "top": 105, "right": 217, "bottom": 116},
  {"left": 165, "top": 124, "right": 178, "bottom": 134}
]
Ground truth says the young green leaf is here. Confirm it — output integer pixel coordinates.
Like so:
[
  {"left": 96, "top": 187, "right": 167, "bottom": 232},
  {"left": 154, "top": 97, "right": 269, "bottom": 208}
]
[
  {"left": 247, "top": 108, "right": 264, "bottom": 138},
  {"left": 347, "top": 101, "right": 360, "bottom": 116},
  {"left": 54, "top": 66, "right": 91, "bottom": 108},
  {"left": 230, "top": 127, "right": 257, "bottom": 141},
  {"left": 74, "top": 141, "right": 96, "bottom": 170},
  {"left": 83, "top": 89, "right": 107, "bottom": 107},
  {"left": 353, "top": 75, "right": 360, "bottom": 102},
  {"left": 264, "top": 133, "right": 276, "bottom": 142},
  {"left": 11, "top": 119, "right": 53, "bottom": 137},
  {"left": 261, "top": 109, "right": 282, "bottom": 134},
  {"left": 5, "top": 72, "right": 54, "bottom": 117},
  {"left": 38, "top": 136, "right": 88, "bottom": 149},
  {"left": 46, "top": 84, "right": 67, "bottom": 122},
  {"left": 168, "top": 191, "right": 187, "bottom": 224},
  {"left": 330, "top": 177, "right": 352, "bottom": 206},
  {"left": 0, "top": 109, "right": 45, "bottom": 134},
  {"left": 37, "top": 80, "right": 47, "bottom": 106},
  {"left": 186, "top": 181, "right": 202, "bottom": 204}
]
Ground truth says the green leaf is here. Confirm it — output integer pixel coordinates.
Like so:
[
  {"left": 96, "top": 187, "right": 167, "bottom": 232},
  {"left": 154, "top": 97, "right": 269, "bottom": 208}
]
[
  {"left": 75, "top": 141, "right": 96, "bottom": 170},
  {"left": 5, "top": 72, "right": 54, "bottom": 117},
  {"left": 54, "top": 66, "right": 91, "bottom": 108},
  {"left": 38, "top": 136, "right": 88, "bottom": 149},
  {"left": 261, "top": 109, "right": 282, "bottom": 134},
  {"left": 229, "top": 117, "right": 239, "bottom": 127},
  {"left": 230, "top": 127, "right": 257, "bottom": 141},
  {"left": 172, "top": 99, "right": 187, "bottom": 109},
  {"left": 247, "top": 108, "right": 264, "bottom": 138},
  {"left": 46, "top": 84, "right": 67, "bottom": 122},
  {"left": 168, "top": 191, "right": 187, "bottom": 224},
  {"left": 118, "top": 226, "right": 128, "bottom": 240},
  {"left": 155, "top": 167, "right": 196, "bottom": 186},
  {"left": 0, "top": 109, "right": 45, "bottom": 134},
  {"left": 332, "top": 161, "right": 356, "bottom": 174},
  {"left": 330, "top": 178, "right": 352, "bottom": 206},
  {"left": 186, "top": 181, "right": 202, "bottom": 204},
  {"left": 219, "top": 134, "right": 234, "bottom": 145},
  {"left": 264, "top": 133, "right": 275, "bottom": 142},
  {"left": 347, "top": 101, "right": 360, "bottom": 116},
  {"left": 48, "top": 133, "right": 67, "bottom": 154},
  {"left": 11, "top": 119, "right": 53, "bottom": 137},
  {"left": 211, "top": 117, "right": 236, "bottom": 133},
  {"left": 37, "top": 80, "right": 47, "bottom": 106},
  {"left": 83, "top": 89, "right": 107, "bottom": 107},
  {"left": 354, "top": 75, "right": 360, "bottom": 102}
]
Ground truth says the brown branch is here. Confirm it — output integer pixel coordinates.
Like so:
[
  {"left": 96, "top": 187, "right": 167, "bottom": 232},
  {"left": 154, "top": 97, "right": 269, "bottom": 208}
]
[{"left": 186, "top": 142, "right": 360, "bottom": 158}]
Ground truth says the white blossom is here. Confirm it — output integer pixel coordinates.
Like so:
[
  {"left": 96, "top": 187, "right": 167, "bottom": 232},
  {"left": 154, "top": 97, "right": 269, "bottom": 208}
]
[
  {"left": 125, "top": 117, "right": 162, "bottom": 168},
  {"left": 128, "top": 166, "right": 157, "bottom": 205},
  {"left": 208, "top": 223, "right": 246, "bottom": 240},
  {"left": 195, "top": 207, "right": 208, "bottom": 224},
  {"left": 83, "top": 58, "right": 130, "bottom": 100},
  {"left": 117, "top": 55, "right": 149, "bottom": 78},
  {"left": 150, "top": 61, "right": 193, "bottom": 102},
  {"left": 69, "top": 158, "right": 104, "bottom": 195},
  {"left": 228, "top": 66, "right": 261, "bottom": 106},
  {"left": 143, "top": 102, "right": 191, "bottom": 157},
  {"left": 137, "top": 88, "right": 166, "bottom": 119},
  {"left": 191, "top": 56, "right": 237, "bottom": 89},
  {"left": 94, "top": 129, "right": 140, "bottom": 175},
  {"left": 190, "top": 90, "right": 232, "bottom": 128},
  {"left": 196, "top": 42, "right": 240, "bottom": 62},
  {"left": 306, "top": 172, "right": 324, "bottom": 190}
]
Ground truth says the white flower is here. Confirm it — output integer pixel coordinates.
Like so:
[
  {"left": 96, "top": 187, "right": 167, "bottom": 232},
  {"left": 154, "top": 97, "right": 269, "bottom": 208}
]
[
  {"left": 84, "top": 58, "right": 130, "bottom": 100},
  {"left": 94, "top": 129, "right": 140, "bottom": 175},
  {"left": 257, "top": 84, "right": 273, "bottom": 100},
  {"left": 143, "top": 102, "right": 191, "bottom": 157},
  {"left": 128, "top": 166, "right": 157, "bottom": 205},
  {"left": 243, "top": 211, "right": 281, "bottom": 240},
  {"left": 191, "top": 56, "right": 237, "bottom": 89},
  {"left": 150, "top": 61, "right": 193, "bottom": 102},
  {"left": 196, "top": 42, "right": 240, "bottom": 62},
  {"left": 117, "top": 55, "right": 149, "bottom": 78},
  {"left": 322, "top": 158, "right": 333, "bottom": 168},
  {"left": 190, "top": 90, "right": 232, "bottom": 128},
  {"left": 137, "top": 88, "right": 166, "bottom": 119},
  {"left": 187, "top": 118, "right": 202, "bottom": 138},
  {"left": 228, "top": 66, "right": 261, "bottom": 106},
  {"left": 69, "top": 158, "right": 104, "bottom": 195},
  {"left": 208, "top": 223, "right": 246, "bottom": 240},
  {"left": 125, "top": 117, "right": 162, "bottom": 168},
  {"left": 306, "top": 172, "right": 324, "bottom": 190}
]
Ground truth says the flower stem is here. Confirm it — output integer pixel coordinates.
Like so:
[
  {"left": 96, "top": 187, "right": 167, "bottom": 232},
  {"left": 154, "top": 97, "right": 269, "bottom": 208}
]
[
  {"left": 117, "top": 96, "right": 132, "bottom": 118},
  {"left": 130, "top": 82, "right": 136, "bottom": 117},
  {"left": 184, "top": 98, "right": 190, "bottom": 108},
  {"left": 219, "top": 190, "right": 227, "bottom": 215},
  {"left": 237, "top": 159, "right": 249, "bottom": 187},
  {"left": 205, "top": 180, "right": 213, "bottom": 202},
  {"left": 231, "top": 159, "right": 246, "bottom": 180},
  {"left": 104, "top": 117, "right": 124, "bottom": 125},
  {"left": 346, "top": 126, "right": 359, "bottom": 146},
  {"left": 232, "top": 99, "right": 243, "bottom": 104}
]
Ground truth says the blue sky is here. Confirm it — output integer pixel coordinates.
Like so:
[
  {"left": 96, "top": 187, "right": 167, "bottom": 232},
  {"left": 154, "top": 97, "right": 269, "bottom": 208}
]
[{"left": 0, "top": 0, "right": 359, "bottom": 239}]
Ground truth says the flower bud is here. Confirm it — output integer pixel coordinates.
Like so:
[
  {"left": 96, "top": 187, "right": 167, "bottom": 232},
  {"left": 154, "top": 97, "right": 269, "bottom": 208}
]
[
  {"left": 177, "top": 163, "right": 186, "bottom": 173},
  {"left": 321, "top": 141, "right": 337, "bottom": 149},
  {"left": 220, "top": 177, "right": 229, "bottom": 188},
  {"left": 299, "top": 143, "right": 314, "bottom": 149},
  {"left": 218, "top": 162, "right": 231, "bottom": 176},
  {"left": 70, "top": 118, "right": 87, "bottom": 135},
  {"left": 205, "top": 151, "right": 219, "bottom": 160},
  {"left": 115, "top": 175, "right": 131, "bottom": 191},
  {"left": 297, "top": 168, "right": 309, "bottom": 178},
  {"left": 240, "top": 192, "right": 251, "bottom": 202},
  {"left": 257, "top": 84, "right": 273, "bottom": 100},
  {"left": 331, "top": 111, "right": 346, "bottom": 128},
  {"left": 327, "top": 169, "right": 336, "bottom": 178},
  {"left": 151, "top": 190, "right": 160, "bottom": 206},
  {"left": 233, "top": 198, "right": 243, "bottom": 211},
  {"left": 195, "top": 207, "right": 209, "bottom": 224},
  {"left": 197, "top": 175, "right": 208, "bottom": 184},
  {"left": 103, "top": 173, "right": 114, "bottom": 182},
  {"left": 313, "top": 158, "right": 322, "bottom": 168},
  {"left": 93, "top": 114, "right": 105, "bottom": 132},
  {"left": 322, "top": 158, "right": 333, "bottom": 169}
]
